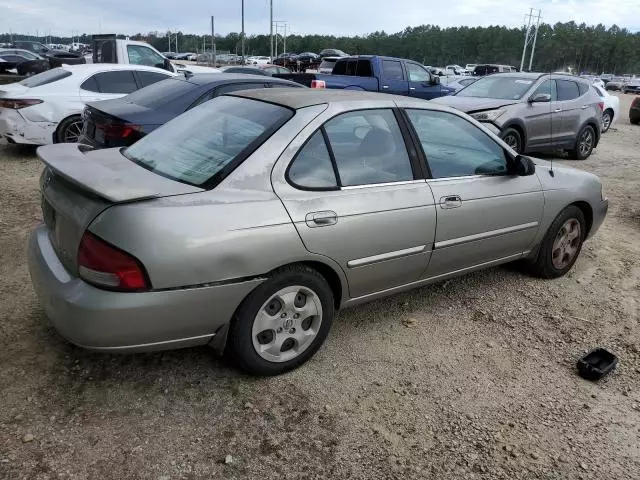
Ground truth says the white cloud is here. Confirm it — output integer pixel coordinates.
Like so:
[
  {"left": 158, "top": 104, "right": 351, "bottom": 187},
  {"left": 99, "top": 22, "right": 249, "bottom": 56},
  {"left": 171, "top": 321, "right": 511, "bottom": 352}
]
[{"left": 0, "top": 0, "right": 638, "bottom": 37}]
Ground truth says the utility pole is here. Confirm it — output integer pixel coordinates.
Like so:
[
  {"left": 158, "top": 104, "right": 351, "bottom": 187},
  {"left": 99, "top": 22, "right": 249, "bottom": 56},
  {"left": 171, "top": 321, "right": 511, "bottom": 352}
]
[
  {"left": 241, "top": 0, "right": 245, "bottom": 60},
  {"left": 283, "top": 24, "right": 287, "bottom": 54},
  {"left": 211, "top": 16, "right": 216, "bottom": 66},
  {"left": 270, "top": 0, "right": 273, "bottom": 61},
  {"left": 520, "top": 8, "right": 542, "bottom": 72},
  {"left": 528, "top": 9, "right": 542, "bottom": 71}
]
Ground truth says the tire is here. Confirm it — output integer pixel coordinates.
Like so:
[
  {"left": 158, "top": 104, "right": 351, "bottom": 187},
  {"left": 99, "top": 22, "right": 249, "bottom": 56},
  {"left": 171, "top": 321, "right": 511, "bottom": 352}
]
[
  {"left": 568, "top": 124, "right": 595, "bottom": 160},
  {"left": 227, "top": 265, "right": 335, "bottom": 376},
  {"left": 601, "top": 110, "right": 613, "bottom": 133},
  {"left": 501, "top": 127, "right": 523, "bottom": 153},
  {"left": 55, "top": 115, "right": 83, "bottom": 144},
  {"left": 631, "top": 117, "right": 640, "bottom": 125},
  {"left": 528, "top": 205, "right": 586, "bottom": 279}
]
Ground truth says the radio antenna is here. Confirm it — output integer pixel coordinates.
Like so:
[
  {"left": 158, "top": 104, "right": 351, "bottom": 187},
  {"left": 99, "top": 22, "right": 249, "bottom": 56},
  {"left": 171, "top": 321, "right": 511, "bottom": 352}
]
[{"left": 548, "top": 72, "right": 555, "bottom": 177}]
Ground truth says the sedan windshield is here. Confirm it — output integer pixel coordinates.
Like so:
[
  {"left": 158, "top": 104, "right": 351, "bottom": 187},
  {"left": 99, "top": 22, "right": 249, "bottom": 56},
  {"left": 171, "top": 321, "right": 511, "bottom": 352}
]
[
  {"left": 455, "top": 76, "right": 536, "bottom": 100},
  {"left": 123, "top": 96, "right": 293, "bottom": 187}
]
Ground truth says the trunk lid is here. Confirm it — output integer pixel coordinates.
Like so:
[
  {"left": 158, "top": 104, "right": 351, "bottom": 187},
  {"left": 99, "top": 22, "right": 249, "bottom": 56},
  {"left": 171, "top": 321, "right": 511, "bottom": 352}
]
[{"left": 38, "top": 143, "right": 203, "bottom": 273}]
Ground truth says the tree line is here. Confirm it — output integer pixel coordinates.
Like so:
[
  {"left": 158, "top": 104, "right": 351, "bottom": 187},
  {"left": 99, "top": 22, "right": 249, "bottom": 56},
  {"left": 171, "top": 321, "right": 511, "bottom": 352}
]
[{"left": 2, "top": 22, "right": 639, "bottom": 74}]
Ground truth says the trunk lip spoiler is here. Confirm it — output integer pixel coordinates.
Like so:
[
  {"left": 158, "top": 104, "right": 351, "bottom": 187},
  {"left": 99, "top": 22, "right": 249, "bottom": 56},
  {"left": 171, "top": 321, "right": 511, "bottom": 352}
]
[{"left": 36, "top": 143, "right": 204, "bottom": 203}]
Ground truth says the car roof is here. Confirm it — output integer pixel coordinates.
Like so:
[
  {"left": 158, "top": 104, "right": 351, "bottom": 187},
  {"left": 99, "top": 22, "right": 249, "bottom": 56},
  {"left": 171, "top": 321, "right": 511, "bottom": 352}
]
[
  {"left": 229, "top": 88, "right": 456, "bottom": 111},
  {"left": 182, "top": 73, "right": 298, "bottom": 86},
  {"left": 59, "top": 63, "right": 174, "bottom": 74}
]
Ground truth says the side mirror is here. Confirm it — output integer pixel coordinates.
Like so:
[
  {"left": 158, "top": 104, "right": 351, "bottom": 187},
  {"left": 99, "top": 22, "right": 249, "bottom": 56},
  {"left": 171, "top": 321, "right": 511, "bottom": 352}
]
[
  {"left": 528, "top": 93, "right": 551, "bottom": 103},
  {"left": 432, "top": 76, "right": 440, "bottom": 85},
  {"left": 513, "top": 154, "right": 536, "bottom": 176}
]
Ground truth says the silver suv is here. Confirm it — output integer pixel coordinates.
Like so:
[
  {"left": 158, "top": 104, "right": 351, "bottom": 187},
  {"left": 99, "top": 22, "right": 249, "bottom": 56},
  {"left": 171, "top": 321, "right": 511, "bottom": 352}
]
[{"left": 432, "top": 73, "right": 603, "bottom": 160}]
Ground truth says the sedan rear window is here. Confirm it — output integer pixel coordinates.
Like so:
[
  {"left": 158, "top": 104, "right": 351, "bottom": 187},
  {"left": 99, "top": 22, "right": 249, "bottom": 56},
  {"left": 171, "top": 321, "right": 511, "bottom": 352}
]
[
  {"left": 19, "top": 68, "right": 72, "bottom": 87},
  {"left": 123, "top": 96, "right": 293, "bottom": 187},
  {"left": 123, "top": 77, "right": 196, "bottom": 109}
]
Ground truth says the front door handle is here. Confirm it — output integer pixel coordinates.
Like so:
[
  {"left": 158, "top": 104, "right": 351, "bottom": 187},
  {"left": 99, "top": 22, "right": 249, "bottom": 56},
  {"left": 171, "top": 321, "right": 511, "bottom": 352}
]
[
  {"left": 409, "top": 87, "right": 416, "bottom": 91},
  {"left": 581, "top": 105, "right": 589, "bottom": 109},
  {"left": 439, "top": 195, "right": 462, "bottom": 209},
  {"left": 382, "top": 85, "right": 389, "bottom": 89},
  {"left": 305, "top": 211, "right": 338, "bottom": 227}
]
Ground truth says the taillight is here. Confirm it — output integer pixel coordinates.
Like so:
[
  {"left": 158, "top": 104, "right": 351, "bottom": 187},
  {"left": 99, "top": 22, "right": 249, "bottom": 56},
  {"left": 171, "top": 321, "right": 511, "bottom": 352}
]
[
  {"left": 597, "top": 102, "right": 604, "bottom": 112},
  {"left": 78, "top": 232, "right": 150, "bottom": 291},
  {"left": 0, "top": 99, "right": 43, "bottom": 109},
  {"left": 95, "top": 122, "right": 142, "bottom": 140},
  {"left": 310, "top": 80, "right": 326, "bottom": 89}
]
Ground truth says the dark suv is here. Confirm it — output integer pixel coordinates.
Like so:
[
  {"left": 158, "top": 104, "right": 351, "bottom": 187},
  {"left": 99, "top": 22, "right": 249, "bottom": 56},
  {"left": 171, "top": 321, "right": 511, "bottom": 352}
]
[{"left": 432, "top": 73, "right": 603, "bottom": 160}]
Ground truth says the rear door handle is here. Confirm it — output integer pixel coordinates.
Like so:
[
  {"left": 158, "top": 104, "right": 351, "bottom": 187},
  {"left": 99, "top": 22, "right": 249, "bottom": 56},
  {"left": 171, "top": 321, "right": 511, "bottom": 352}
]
[
  {"left": 382, "top": 85, "right": 389, "bottom": 89},
  {"left": 409, "top": 87, "right": 416, "bottom": 91},
  {"left": 305, "top": 211, "right": 338, "bottom": 227},
  {"left": 439, "top": 195, "right": 462, "bottom": 209},
  {"left": 581, "top": 105, "right": 589, "bottom": 109},
  {"left": 553, "top": 108, "right": 562, "bottom": 113}
]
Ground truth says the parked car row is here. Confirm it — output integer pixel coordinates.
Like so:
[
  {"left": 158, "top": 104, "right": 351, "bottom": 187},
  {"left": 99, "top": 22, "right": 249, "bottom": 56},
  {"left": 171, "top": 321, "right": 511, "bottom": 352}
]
[{"left": 25, "top": 83, "right": 608, "bottom": 375}]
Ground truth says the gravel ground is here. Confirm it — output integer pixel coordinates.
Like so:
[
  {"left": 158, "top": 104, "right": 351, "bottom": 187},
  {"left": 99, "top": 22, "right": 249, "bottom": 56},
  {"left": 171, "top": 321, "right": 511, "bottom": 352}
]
[{"left": 1, "top": 93, "right": 639, "bottom": 480}]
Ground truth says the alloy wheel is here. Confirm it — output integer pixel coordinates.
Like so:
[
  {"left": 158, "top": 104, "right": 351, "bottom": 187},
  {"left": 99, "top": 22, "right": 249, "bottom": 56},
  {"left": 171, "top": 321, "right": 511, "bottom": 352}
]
[
  {"left": 551, "top": 219, "right": 582, "bottom": 269},
  {"left": 251, "top": 285, "right": 323, "bottom": 363},
  {"left": 578, "top": 129, "right": 594, "bottom": 157},
  {"left": 503, "top": 134, "right": 519, "bottom": 151},
  {"left": 63, "top": 120, "right": 84, "bottom": 143},
  {"left": 602, "top": 112, "right": 612, "bottom": 132}
]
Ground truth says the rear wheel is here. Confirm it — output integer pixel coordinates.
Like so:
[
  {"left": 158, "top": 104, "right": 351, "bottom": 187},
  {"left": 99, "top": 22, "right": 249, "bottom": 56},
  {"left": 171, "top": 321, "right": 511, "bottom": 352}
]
[
  {"left": 601, "top": 110, "right": 613, "bottom": 132},
  {"left": 501, "top": 128, "right": 523, "bottom": 153},
  {"left": 55, "top": 115, "right": 83, "bottom": 143},
  {"left": 568, "top": 125, "right": 595, "bottom": 160},
  {"left": 227, "top": 265, "right": 334, "bottom": 376},
  {"left": 528, "top": 206, "right": 586, "bottom": 279}
]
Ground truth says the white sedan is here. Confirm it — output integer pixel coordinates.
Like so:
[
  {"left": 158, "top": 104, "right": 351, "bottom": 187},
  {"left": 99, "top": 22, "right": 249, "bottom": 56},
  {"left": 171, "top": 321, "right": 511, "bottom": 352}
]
[
  {"left": 593, "top": 84, "right": 619, "bottom": 132},
  {"left": 0, "top": 64, "right": 175, "bottom": 145}
]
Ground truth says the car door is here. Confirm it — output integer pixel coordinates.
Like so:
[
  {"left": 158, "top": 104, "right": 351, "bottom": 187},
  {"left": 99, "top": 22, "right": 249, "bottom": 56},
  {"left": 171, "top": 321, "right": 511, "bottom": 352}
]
[
  {"left": 403, "top": 108, "right": 544, "bottom": 278},
  {"left": 272, "top": 107, "right": 437, "bottom": 299},
  {"left": 556, "top": 79, "right": 584, "bottom": 141},
  {"left": 522, "top": 78, "right": 563, "bottom": 148},
  {"left": 380, "top": 59, "right": 409, "bottom": 96},
  {"left": 405, "top": 62, "right": 442, "bottom": 100}
]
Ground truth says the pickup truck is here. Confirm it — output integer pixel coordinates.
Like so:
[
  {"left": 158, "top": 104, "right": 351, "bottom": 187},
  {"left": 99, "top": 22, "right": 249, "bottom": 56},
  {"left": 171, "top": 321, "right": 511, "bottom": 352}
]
[
  {"left": 280, "top": 55, "right": 455, "bottom": 100},
  {"left": 90, "top": 34, "right": 219, "bottom": 75}
]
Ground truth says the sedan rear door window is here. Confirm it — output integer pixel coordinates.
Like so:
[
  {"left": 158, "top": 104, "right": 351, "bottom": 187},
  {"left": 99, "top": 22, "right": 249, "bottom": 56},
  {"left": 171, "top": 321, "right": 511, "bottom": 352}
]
[
  {"left": 287, "top": 131, "right": 338, "bottom": 189},
  {"left": 323, "top": 109, "right": 414, "bottom": 186},
  {"left": 94, "top": 71, "right": 139, "bottom": 94}
]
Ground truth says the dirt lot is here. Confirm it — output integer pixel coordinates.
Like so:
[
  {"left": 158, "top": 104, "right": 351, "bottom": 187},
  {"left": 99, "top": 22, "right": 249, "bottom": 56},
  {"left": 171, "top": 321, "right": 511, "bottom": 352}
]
[{"left": 1, "top": 93, "right": 639, "bottom": 480}]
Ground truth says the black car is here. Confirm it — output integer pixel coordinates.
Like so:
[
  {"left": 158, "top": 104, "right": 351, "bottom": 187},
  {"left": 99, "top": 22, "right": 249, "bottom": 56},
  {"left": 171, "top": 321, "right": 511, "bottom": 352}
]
[
  {"left": 273, "top": 53, "right": 299, "bottom": 70},
  {"left": 79, "top": 73, "right": 303, "bottom": 149},
  {"left": 219, "top": 65, "right": 291, "bottom": 76},
  {"left": 13, "top": 41, "right": 86, "bottom": 67},
  {"left": 297, "top": 52, "right": 320, "bottom": 71},
  {"left": 318, "top": 49, "right": 348, "bottom": 59},
  {"left": 0, "top": 49, "right": 50, "bottom": 75},
  {"left": 630, "top": 96, "right": 640, "bottom": 124}
]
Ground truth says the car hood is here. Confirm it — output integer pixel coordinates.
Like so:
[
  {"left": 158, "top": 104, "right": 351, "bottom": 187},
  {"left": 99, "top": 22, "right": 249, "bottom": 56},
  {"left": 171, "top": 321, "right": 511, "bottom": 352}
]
[{"left": 430, "top": 95, "right": 520, "bottom": 113}]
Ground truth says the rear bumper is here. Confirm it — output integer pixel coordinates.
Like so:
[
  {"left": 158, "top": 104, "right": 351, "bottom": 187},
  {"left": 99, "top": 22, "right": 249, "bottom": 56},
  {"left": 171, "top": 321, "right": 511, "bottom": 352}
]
[
  {"left": 630, "top": 107, "right": 640, "bottom": 122},
  {"left": 0, "top": 108, "right": 54, "bottom": 145},
  {"left": 27, "top": 226, "right": 263, "bottom": 352}
]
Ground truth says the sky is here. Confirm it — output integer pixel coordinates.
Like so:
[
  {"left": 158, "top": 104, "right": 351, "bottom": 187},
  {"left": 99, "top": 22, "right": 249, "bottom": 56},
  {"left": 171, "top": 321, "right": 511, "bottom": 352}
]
[{"left": 1, "top": 0, "right": 639, "bottom": 38}]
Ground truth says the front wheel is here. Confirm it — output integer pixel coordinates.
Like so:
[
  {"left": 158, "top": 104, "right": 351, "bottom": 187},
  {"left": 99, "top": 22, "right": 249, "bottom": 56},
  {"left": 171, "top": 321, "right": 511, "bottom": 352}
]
[
  {"left": 501, "top": 128, "right": 523, "bottom": 153},
  {"left": 528, "top": 206, "right": 586, "bottom": 279},
  {"left": 227, "top": 266, "right": 335, "bottom": 376},
  {"left": 568, "top": 125, "right": 595, "bottom": 160}
]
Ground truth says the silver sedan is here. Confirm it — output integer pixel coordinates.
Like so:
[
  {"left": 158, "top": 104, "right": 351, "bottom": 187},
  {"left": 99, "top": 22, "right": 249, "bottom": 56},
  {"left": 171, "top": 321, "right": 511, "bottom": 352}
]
[{"left": 28, "top": 89, "right": 608, "bottom": 375}]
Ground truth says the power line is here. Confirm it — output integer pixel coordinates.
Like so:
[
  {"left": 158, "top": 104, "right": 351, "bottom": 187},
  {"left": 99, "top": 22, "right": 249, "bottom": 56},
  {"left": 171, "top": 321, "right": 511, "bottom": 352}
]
[{"left": 520, "top": 8, "right": 542, "bottom": 72}]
